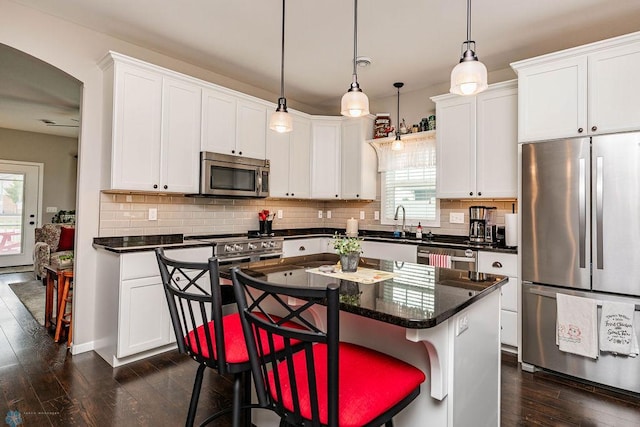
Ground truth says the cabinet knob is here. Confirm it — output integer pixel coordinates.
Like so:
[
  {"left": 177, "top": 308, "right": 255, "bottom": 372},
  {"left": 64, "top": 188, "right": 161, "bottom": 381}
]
[
  {"left": 469, "top": 192, "right": 473, "bottom": 196},
  {"left": 231, "top": 150, "right": 235, "bottom": 154},
  {"left": 299, "top": 246, "right": 306, "bottom": 251},
  {"left": 163, "top": 185, "right": 168, "bottom": 190},
  {"left": 591, "top": 125, "right": 598, "bottom": 132},
  {"left": 286, "top": 193, "right": 289, "bottom": 196},
  {"left": 153, "top": 184, "right": 158, "bottom": 189},
  {"left": 239, "top": 151, "right": 243, "bottom": 155},
  {"left": 356, "top": 194, "right": 360, "bottom": 198},
  {"left": 335, "top": 194, "right": 338, "bottom": 197},
  {"left": 291, "top": 193, "right": 294, "bottom": 196},
  {"left": 492, "top": 261, "right": 503, "bottom": 268},
  {"left": 478, "top": 192, "right": 482, "bottom": 196},
  {"left": 578, "top": 127, "right": 584, "bottom": 133}
]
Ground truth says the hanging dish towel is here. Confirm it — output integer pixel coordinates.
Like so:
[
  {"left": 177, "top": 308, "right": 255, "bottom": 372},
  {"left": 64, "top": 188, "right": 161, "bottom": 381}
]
[
  {"left": 599, "top": 301, "right": 639, "bottom": 357},
  {"left": 428, "top": 253, "right": 452, "bottom": 268},
  {"left": 556, "top": 293, "right": 598, "bottom": 359}
]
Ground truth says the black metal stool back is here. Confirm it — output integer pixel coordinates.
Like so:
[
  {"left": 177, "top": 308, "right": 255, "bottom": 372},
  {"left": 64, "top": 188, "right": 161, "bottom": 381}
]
[
  {"left": 156, "top": 248, "right": 251, "bottom": 427},
  {"left": 231, "top": 267, "right": 425, "bottom": 427}
]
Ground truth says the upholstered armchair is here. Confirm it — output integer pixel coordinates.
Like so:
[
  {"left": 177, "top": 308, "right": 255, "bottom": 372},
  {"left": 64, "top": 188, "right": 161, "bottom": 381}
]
[{"left": 33, "top": 223, "right": 75, "bottom": 280}]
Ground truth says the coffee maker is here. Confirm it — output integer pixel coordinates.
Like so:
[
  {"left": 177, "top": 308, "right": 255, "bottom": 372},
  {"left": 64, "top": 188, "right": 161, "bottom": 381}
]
[{"left": 469, "top": 206, "right": 497, "bottom": 243}]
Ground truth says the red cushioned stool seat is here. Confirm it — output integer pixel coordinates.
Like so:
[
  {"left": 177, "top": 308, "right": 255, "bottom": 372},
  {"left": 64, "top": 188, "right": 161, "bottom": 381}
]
[{"left": 269, "top": 342, "right": 426, "bottom": 427}]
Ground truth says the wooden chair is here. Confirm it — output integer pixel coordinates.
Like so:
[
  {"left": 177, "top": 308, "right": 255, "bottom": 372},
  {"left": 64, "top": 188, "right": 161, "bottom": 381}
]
[
  {"left": 155, "top": 248, "right": 304, "bottom": 427},
  {"left": 230, "top": 267, "right": 427, "bottom": 427},
  {"left": 54, "top": 270, "right": 74, "bottom": 347}
]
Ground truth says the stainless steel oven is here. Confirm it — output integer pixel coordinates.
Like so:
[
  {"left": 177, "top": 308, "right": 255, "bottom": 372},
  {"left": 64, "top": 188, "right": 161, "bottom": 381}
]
[{"left": 200, "top": 152, "right": 270, "bottom": 198}]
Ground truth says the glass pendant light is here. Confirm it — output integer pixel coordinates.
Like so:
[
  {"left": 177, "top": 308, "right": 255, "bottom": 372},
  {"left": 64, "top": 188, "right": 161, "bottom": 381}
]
[
  {"left": 450, "top": 0, "right": 488, "bottom": 96},
  {"left": 391, "top": 82, "right": 404, "bottom": 151},
  {"left": 269, "top": 0, "right": 293, "bottom": 133},
  {"left": 341, "top": 0, "right": 369, "bottom": 117}
]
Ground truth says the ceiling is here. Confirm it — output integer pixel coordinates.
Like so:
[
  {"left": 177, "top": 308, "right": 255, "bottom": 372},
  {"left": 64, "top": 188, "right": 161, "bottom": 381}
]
[{"left": 4, "top": 0, "right": 640, "bottom": 137}]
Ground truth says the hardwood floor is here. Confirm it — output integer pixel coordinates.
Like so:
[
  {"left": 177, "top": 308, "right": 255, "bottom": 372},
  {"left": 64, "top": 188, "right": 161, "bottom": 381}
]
[{"left": 1, "top": 271, "right": 639, "bottom": 426}]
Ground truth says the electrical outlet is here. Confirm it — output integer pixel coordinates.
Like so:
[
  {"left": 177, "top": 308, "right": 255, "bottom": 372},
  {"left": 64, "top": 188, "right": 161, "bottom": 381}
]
[
  {"left": 148, "top": 208, "right": 157, "bottom": 221},
  {"left": 374, "top": 211, "right": 380, "bottom": 220},
  {"left": 277, "top": 209, "right": 283, "bottom": 219},
  {"left": 318, "top": 210, "right": 323, "bottom": 219},
  {"left": 359, "top": 211, "right": 365, "bottom": 220},
  {"left": 327, "top": 210, "right": 332, "bottom": 219},
  {"left": 125, "top": 195, "right": 132, "bottom": 202},
  {"left": 46, "top": 207, "right": 58, "bottom": 213},
  {"left": 456, "top": 314, "right": 469, "bottom": 336},
  {"left": 450, "top": 212, "right": 465, "bottom": 224}
]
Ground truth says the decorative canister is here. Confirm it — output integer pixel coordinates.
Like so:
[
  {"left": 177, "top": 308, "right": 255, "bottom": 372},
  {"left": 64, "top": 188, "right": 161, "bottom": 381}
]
[{"left": 428, "top": 115, "right": 436, "bottom": 130}]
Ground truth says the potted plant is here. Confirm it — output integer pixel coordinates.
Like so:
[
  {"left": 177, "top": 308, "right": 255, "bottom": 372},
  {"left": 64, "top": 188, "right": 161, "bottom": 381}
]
[{"left": 332, "top": 233, "right": 363, "bottom": 272}]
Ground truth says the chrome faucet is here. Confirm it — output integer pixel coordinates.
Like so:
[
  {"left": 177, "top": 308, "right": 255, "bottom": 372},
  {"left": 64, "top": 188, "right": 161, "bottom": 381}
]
[{"left": 393, "top": 205, "right": 406, "bottom": 238}]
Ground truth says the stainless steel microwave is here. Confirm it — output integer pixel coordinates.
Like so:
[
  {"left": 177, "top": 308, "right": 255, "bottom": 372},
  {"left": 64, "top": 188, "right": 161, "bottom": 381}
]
[{"left": 200, "top": 152, "right": 270, "bottom": 198}]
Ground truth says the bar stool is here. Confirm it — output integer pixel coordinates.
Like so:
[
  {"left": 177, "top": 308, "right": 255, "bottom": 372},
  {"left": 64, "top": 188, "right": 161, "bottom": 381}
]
[{"left": 54, "top": 270, "right": 74, "bottom": 347}]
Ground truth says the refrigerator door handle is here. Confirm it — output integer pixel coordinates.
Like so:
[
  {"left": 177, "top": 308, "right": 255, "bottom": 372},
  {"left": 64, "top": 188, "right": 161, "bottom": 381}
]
[
  {"left": 579, "top": 157, "right": 586, "bottom": 268},
  {"left": 596, "top": 156, "right": 604, "bottom": 270}
]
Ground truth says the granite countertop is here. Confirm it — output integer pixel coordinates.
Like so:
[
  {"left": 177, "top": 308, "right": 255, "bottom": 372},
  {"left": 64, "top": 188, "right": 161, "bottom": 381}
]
[
  {"left": 92, "top": 234, "right": 214, "bottom": 253},
  {"left": 219, "top": 253, "right": 508, "bottom": 329}
]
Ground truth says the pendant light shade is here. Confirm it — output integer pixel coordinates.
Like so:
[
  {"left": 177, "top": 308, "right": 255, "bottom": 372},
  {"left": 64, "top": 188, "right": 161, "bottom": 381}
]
[
  {"left": 392, "top": 82, "right": 404, "bottom": 151},
  {"left": 450, "top": 0, "right": 487, "bottom": 96},
  {"left": 341, "top": 0, "right": 369, "bottom": 117},
  {"left": 269, "top": 98, "right": 293, "bottom": 133},
  {"left": 270, "top": 0, "right": 292, "bottom": 133}
]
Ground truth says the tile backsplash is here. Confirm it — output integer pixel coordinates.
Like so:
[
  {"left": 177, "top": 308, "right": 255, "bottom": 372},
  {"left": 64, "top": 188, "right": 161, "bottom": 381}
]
[{"left": 99, "top": 192, "right": 517, "bottom": 237}]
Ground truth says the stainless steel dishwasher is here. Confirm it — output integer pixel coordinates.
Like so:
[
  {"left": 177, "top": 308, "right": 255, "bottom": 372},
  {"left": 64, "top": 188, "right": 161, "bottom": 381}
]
[{"left": 416, "top": 245, "right": 478, "bottom": 272}]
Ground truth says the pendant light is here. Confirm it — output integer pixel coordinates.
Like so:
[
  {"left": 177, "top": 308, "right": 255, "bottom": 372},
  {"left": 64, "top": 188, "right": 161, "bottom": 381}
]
[
  {"left": 391, "top": 82, "right": 404, "bottom": 151},
  {"left": 269, "top": 0, "right": 293, "bottom": 133},
  {"left": 450, "top": 0, "right": 488, "bottom": 96},
  {"left": 341, "top": 0, "right": 369, "bottom": 117}
]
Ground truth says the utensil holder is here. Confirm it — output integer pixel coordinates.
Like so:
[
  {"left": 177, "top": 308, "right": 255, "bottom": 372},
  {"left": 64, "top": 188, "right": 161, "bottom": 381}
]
[{"left": 259, "top": 220, "right": 273, "bottom": 236}]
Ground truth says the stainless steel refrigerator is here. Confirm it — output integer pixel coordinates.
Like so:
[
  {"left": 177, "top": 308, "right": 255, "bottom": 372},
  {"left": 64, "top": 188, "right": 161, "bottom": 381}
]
[{"left": 521, "top": 133, "right": 640, "bottom": 393}]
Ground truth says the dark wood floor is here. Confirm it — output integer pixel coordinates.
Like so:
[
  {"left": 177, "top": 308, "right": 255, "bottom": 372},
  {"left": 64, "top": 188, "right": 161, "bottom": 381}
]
[{"left": 1, "top": 271, "right": 639, "bottom": 426}]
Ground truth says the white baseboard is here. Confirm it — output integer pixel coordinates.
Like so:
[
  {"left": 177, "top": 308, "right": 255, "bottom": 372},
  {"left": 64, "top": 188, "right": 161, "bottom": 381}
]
[{"left": 70, "top": 340, "right": 95, "bottom": 355}]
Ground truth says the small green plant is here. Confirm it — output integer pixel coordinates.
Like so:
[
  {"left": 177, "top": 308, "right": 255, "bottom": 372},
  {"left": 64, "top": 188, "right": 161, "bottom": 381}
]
[{"left": 332, "top": 233, "right": 363, "bottom": 255}]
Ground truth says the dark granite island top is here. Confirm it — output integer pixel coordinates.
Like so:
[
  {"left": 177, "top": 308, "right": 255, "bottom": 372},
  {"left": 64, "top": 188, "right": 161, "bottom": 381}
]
[{"left": 219, "top": 253, "right": 508, "bottom": 329}]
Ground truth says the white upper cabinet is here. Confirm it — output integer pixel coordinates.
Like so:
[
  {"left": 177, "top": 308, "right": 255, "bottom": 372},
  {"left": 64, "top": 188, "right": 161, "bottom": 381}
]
[
  {"left": 266, "top": 113, "right": 311, "bottom": 198},
  {"left": 161, "top": 78, "right": 202, "bottom": 193},
  {"left": 310, "top": 118, "right": 342, "bottom": 199},
  {"left": 201, "top": 88, "right": 267, "bottom": 159},
  {"left": 512, "top": 32, "right": 640, "bottom": 142},
  {"left": 102, "top": 53, "right": 201, "bottom": 193},
  {"left": 341, "top": 116, "right": 376, "bottom": 200},
  {"left": 434, "top": 95, "right": 476, "bottom": 198},
  {"left": 432, "top": 80, "right": 517, "bottom": 199},
  {"left": 476, "top": 84, "right": 518, "bottom": 198}
]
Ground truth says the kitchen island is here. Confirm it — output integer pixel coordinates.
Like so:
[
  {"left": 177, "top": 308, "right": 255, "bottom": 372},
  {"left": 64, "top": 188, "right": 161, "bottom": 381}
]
[{"left": 220, "top": 254, "right": 508, "bottom": 427}]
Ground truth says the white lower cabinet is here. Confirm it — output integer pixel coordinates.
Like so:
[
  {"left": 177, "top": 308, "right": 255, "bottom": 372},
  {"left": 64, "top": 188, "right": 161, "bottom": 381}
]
[
  {"left": 478, "top": 251, "right": 518, "bottom": 351},
  {"left": 95, "top": 245, "right": 214, "bottom": 366},
  {"left": 118, "top": 276, "right": 172, "bottom": 358},
  {"left": 283, "top": 237, "right": 329, "bottom": 257}
]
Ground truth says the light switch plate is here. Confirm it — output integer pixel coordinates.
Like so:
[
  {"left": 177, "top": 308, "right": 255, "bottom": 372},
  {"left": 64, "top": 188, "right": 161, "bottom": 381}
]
[
  {"left": 46, "top": 207, "right": 58, "bottom": 213},
  {"left": 374, "top": 211, "right": 380, "bottom": 220},
  {"left": 359, "top": 211, "right": 365, "bottom": 220},
  {"left": 327, "top": 210, "right": 332, "bottom": 219},
  {"left": 277, "top": 209, "right": 283, "bottom": 219},
  {"left": 450, "top": 212, "right": 465, "bottom": 224},
  {"left": 126, "top": 195, "right": 132, "bottom": 202},
  {"left": 148, "top": 208, "right": 157, "bottom": 221},
  {"left": 318, "top": 210, "right": 323, "bottom": 219}
]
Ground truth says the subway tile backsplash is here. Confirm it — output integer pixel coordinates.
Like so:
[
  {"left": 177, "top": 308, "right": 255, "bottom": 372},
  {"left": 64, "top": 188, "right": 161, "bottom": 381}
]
[{"left": 99, "top": 192, "right": 517, "bottom": 237}]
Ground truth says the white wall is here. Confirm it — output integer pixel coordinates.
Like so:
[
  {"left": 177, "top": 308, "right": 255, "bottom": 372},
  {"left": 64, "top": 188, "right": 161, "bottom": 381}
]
[{"left": 0, "top": 128, "right": 78, "bottom": 223}]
